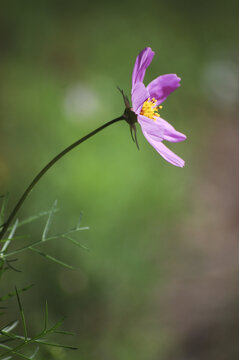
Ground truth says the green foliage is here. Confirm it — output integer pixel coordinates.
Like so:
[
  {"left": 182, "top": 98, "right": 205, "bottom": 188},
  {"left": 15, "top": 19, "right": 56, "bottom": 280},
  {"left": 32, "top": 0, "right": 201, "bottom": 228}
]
[
  {"left": 0, "top": 200, "right": 89, "bottom": 273},
  {"left": 0, "top": 285, "right": 34, "bottom": 308},
  {"left": 0, "top": 194, "right": 9, "bottom": 228},
  {"left": 0, "top": 289, "right": 77, "bottom": 359},
  {"left": 0, "top": 200, "right": 88, "bottom": 359}
]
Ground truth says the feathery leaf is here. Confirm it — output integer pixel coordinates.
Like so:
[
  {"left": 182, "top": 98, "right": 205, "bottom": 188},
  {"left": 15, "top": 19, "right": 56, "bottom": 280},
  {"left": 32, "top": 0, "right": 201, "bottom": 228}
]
[{"left": 42, "top": 201, "right": 58, "bottom": 241}]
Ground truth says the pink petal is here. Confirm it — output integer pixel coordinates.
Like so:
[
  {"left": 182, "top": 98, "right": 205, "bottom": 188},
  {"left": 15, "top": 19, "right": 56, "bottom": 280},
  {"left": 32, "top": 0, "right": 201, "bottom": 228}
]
[
  {"left": 155, "top": 117, "right": 187, "bottom": 143},
  {"left": 147, "top": 74, "right": 181, "bottom": 105},
  {"left": 132, "top": 47, "right": 155, "bottom": 87},
  {"left": 131, "top": 83, "right": 150, "bottom": 115},
  {"left": 138, "top": 115, "right": 164, "bottom": 141},
  {"left": 141, "top": 128, "right": 185, "bottom": 167}
]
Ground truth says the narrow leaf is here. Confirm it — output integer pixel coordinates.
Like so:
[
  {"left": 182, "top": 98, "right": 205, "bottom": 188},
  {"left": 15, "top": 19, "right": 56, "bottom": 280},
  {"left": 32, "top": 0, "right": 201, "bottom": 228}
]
[
  {"left": 54, "top": 330, "right": 75, "bottom": 336},
  {"left": 1, "top": 321, "right": 19, "bottom": 333},
  {"left": 0, "top": 343, "right": 12, "bottom": 349},
  {"left": 5, "top": 223, "right": 89, "bottom": 259},
  {"left": 62, "top": 235, "right": 89, "bottom": 251},
  {"left": 35, "top": 340, "right": 78, "bottom": 350},
  {"left": 29, "top": 346, "right": 39, "bottom": 359},
  {"left": 0, "top": 330, "right": 17, "bottom": 341},
  {"left": 1, "top": 219, "right": 19, "bottom": 253},
  {"left": 8, "top": 209, "right": 59, "bottom": 231},
  {"left": 0, "top": 284, "right": 34, "bottom": 302},
  {"left": 0, "top": 193, "right": 9, "bottom": 226},
  {"left": 0, "top": 235, "right": 30, "bottom": 244},
  {"left": 42, "top": 200, "right": 58, "bottom": 241},
  {"left": 15, "top": 287, "right": 28, "bottom": 341},
  {"left": 44, "top": 301, "right": 48, "bottom": 331},
  {"left": 13, "top": 351, "right": 35, "bottom": 360},
  {"left": 47, "top": 318, "right": 63, "bottom": 333},
  {"left": 5, "top": 259, "right": 21, "bottom": 273},
  {"left": 29, "top": 247, "right": 75, "bottom": 270}
]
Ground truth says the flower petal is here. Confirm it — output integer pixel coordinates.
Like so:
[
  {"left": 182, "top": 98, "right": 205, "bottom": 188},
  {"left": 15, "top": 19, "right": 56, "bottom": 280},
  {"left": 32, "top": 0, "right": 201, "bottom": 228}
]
[
  {"left": 138, "top": 115, "right": 164, "bottom": 141},
  {"left": 132, "top": 47, "right": 155, "bottom": 87},
  {"left": 131, "top": 83, "right": 150, "bottom": 114},
  {"left": 147, "top": 74, "right": 181, "bottom": 105},
  {"left": 155, "top": 117, "right": 187, "bottom": 143},
  {"left": 141, "top": 127, "right": 185, "bottom": 167}
]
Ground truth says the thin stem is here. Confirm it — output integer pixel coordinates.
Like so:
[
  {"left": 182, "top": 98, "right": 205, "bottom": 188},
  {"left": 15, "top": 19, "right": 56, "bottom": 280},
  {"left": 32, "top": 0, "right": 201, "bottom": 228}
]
[{"left": 0, "top": 116, "right": 124, "bottom": 240}]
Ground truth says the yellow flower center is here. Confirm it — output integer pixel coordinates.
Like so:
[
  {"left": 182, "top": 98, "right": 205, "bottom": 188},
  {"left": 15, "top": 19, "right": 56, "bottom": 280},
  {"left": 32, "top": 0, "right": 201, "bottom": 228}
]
[{"left": 140, "top": 98, "right": 162, "bottom": 121}]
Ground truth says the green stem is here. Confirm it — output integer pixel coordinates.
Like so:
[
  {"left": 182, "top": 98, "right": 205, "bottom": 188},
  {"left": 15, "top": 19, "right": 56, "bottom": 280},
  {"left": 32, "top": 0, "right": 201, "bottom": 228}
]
[{"left": 0, "top": 116, "right": 124, "bottom": 240}]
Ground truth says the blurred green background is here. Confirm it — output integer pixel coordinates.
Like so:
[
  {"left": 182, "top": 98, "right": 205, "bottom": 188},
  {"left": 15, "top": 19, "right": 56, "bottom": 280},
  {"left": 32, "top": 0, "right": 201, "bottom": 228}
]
[{"left": 1, "top": 0, "right": 239, "bottom": 359}]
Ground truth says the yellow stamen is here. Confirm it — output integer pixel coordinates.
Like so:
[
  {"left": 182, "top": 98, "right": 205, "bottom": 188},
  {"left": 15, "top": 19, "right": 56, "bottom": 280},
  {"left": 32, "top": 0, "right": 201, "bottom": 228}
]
[{"left": 140, "top": 97, "right": 162, "bottom": 121}]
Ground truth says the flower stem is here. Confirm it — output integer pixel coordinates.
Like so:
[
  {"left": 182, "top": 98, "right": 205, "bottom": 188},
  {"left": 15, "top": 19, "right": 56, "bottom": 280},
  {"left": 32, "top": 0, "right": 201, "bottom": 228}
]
[{"left": 0, "top": 116, "right": 124, "bottom": 240}]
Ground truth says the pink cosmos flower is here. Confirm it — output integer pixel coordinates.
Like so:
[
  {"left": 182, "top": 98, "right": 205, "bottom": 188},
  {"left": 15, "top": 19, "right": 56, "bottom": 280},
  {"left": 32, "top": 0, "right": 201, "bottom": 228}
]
[{"left": 131, "top": 47, "right": 186, "bottom": 167}]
